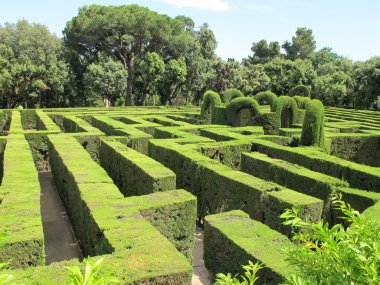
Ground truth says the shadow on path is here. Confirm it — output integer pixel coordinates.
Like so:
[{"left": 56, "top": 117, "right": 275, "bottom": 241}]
[{"left": 39, "top": 171, "right": 82, "bottom": 264}]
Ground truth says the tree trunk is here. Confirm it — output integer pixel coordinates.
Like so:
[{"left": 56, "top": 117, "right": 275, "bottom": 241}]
[
  {"left": 126, "top": 54, "right": 135, "bottom": 106},
  {"left": 140, "top": 93, "right": 147, "bottom": 106}
]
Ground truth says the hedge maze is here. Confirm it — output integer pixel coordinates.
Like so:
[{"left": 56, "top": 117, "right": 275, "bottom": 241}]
[{"left": 0, "top": 95, "right": 379, "bottom": 284}]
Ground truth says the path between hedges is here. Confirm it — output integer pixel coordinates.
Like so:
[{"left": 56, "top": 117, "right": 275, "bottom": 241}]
[
  {"left": 192, "top": 226, "right": 211, "bottom": 285},
  {"left": 40, "top": 171, "right": 211, "bottom": 282},
  {"left": 39, "top": 171, "right": 82, "bottom": 264}
]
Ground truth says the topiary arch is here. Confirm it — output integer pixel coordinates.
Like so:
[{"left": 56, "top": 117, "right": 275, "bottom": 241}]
[
  {"left": 289, "top": 85, "right": 311, "bottom": 98},
  {"left": 293, "top": 96, "right": 311, "bottom": 109},
  {"left": 201, "top": 90, "right": 222, "bottom": 122},
  {"left": 272, "top": 96, "right": 298, "bottom": 128},
  {"left": 254, "top": 91, "right": 277, "bottom": 111},
  {"left": 223, "top": 88, "right": 244, "bottom": 103},
  {"left": 225, "top": 97, "right": 260, "bottom": 127},
  {"left": 300, "top": 99, "right": 325, "bottom": 148}
]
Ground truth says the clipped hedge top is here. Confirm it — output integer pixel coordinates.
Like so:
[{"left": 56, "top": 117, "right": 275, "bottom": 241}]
[{"left": 223, "top": 88, "right": 244, "bottom": 103}]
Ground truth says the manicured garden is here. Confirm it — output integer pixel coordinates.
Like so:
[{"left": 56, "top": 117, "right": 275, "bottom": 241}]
[{"left": 0, "top": 91, "right": 379, "bottom": 284}]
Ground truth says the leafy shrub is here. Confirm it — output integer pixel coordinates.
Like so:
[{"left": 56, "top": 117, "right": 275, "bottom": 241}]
[
  {"left": 65, "top": 257, "right": 120, "bottom": 285},
  {"left": 272, "top": 96, "right": 298, "bottom": 128},
  {"left": 300, "top": 99, "right": 324, "bottom": 148},
  {"left": 201, "top": 90, "right": 222, "bottom": 120},
  {"left": 281, "top": 192, "right": 380, "bottom": 285},
  {"left": 223, "top": 88, "right": 244, "bottom": 103},
  {"left": 225, "top": 97, "right": 260, "bottom": 126},
  {"left": 289, "top": 85, "right": 311, "bottom": 98},
  {"left": 293, "top": 96, "right": 311, "bottom": 109},
  {"left": 213, "top": 261, "right": 263, "bottom": 285},
  {"left": 213, "top": 194, "right": 380, "bottom": 285},
  {"left": 254, "top": 91, "right": 277, "bottom": 111}
]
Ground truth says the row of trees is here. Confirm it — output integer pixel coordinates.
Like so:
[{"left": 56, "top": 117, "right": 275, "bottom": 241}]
[{"left": 0, "top": 5, "right": 379, "bottom": 109}]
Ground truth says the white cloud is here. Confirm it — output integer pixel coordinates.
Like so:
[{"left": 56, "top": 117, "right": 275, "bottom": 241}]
[{"left": 157, "top": 0, "right": 230, "bottom": 11}]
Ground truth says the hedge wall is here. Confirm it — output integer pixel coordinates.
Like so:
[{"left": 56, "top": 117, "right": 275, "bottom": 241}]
[
  {"left": 200, "top": 90, "right": 222, "bottom": 122},
  {"left": 0, "top": 134, "right": 44, "bottom": 268},
  {"left": 47, "top": 134, "right": 196, "bottom": 283},
  {"left": 300, "top": 99, "right": 325, "bottom": 148},
  {"left": 204, "top": 210, "right": 294, "bottom": 284},
  {"left": 100, "top": 138, "right": 176, "bottom": 196},
  {"left": 225, "top": 97, "right": 260, "bottom": 127}
]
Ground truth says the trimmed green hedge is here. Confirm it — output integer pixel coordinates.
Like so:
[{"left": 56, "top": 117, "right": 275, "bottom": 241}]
[
  {"left": 300, "top": 99, "right": 325, "bottom": 148},
  {"left": 251, "top": 138, "right": 380, "bottom": 192},
  {"left": 212, "top": 106, "right": 228, "bottom": 125},
  {"left": 241, "top": 151, "right": 349, "bottom": 220},
  {"left": 91, "top": 115, "right": 152, "bottom": 154},
  {"left": 47, "top": 134, "right": 196, "bottom": 282},
  {"left": 204, "top": 210, "right": 294, "bottom": 284},
  {"left": 100, "top": 138, "right": 176, "bottom": 196},
  {"left": 272, "top": 96, "right": 298, "bottom": 128},
  {"left": 293, "top": 95, "right": 311, "bottom": 109},
  {"left": 289, "top": 84, "right": 311, "bottom": 97},
  {"left": 254, "top": 91, "right": 277, "bottom": 110},
  {"left": 327, "top": 134, "right": 380, "bottom": 167},
  {"left": 223, "top": 88, "right": 244, "bottom": 103},
  {"left": 149, "top": 139, "right": 323, "bottom": 236},
  {"left": 200, "top": 90, "right": 222, "bottom": 122},
  {"left": 225, "top": 97, "right": 260, "bottom": 127},
  {"left": 0, "top": 135, "right": 44, "bottom": 268}
]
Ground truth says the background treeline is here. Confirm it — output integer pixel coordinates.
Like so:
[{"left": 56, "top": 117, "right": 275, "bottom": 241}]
[{"left": 0, "top": 4, "right": 379, "bottom": 109}]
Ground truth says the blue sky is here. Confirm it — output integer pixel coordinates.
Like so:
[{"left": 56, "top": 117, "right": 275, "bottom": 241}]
[{"left": 1, "top": 0, "right": 379, "bottom": 62}]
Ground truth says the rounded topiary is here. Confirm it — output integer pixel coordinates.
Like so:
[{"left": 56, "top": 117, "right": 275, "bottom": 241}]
[
  {"left": 254, "top": 91, "right": 277, "bottom": 110},
  {"left": 289, "top": 85, "right": 311, "bottom": 98},
  {"left": 293, "top": 96, "right": 311, "bottom": 109},
  {"left": 17, "top": 105, "right": 24, "bottom": 110},
  {"left": 300, "top": 99, "right": 325, "bottom": 148},
  {"left": 272, "top": 96, "right": 298, "bottom": 128},
  {"left": 225, "top": 97, "right": 260, "bottom": 127},
  {"left": 223, "top": 88, "right": 244, "bottom": 103},
  {"left": 200, "top": 90, "right": 222, "bottom": 120}
]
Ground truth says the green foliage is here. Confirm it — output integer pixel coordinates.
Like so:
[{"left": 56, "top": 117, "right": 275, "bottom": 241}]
[
  {"left": 135, "top": 52, "right": 165, "bottom": 106},
  {"left": 254, "top": 90, "right": 277, "bottom": 110},
  {"left": 293, "top": 96, "right": 311, "bottom": 109},
  {"left": 289, "top": 85, "right": 311, "bottom": 98},
  {"left": 63, "top": 4, "right": 193, "bottom": 105},
  {"left": 225, "top": 97, "right": 260, "bottom": 126},
  {"left": 213, "top": 261, "right": 263, "bottom": 285},
  {"left": 263, "top": 57, "right": 316, "bottom": 96},
  {"left": 282, "top": 27, "right": 316, "bottom": 60},
  {"left": 272, "top": 96, "right": 298, "bottom": 128},
  {"left": 223, "top": 88, "right": 244, "bottom": 103},
  {"left": 300, "top": 99, "right": 325, "bottom": 147},
  {"left": 200, "top": 90, "right": 222, "bottom": 119},
  {"left": 84, "top": 54, "right": 127, "bottom": 107},
  {"left": 65, "top": 257, "right": 120, "bottom": 285},
  {"left": 246, "top": 39, "right": 281, "bottom": 64},
  {"left": 281, "top": 193, "right": 380, "bottom": 285},
  {"left": 353, "top": 57, "right": 380, "bottom": 109},
  {"left": 0, "top": 20, "right": 68, "bottom": 108}
]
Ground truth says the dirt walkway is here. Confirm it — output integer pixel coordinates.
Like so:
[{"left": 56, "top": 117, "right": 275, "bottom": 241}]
[
  {"left": 192, "top": 226, "right": 211, "bottom": 285},
  {"left": 39, "top": 171, "right": 82, "bottom": 264}
]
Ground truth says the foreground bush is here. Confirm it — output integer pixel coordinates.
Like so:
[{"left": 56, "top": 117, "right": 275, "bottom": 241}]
[
  {"left": 213, "top": 193, "right": 380, "bottom": 284},
  {"left": 280, "top": 192, "right": 380, "bottom": 284}
]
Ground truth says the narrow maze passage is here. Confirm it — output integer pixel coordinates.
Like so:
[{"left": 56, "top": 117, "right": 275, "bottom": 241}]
[
  {"left": 192, "top": 226, "right": 211, "bottom": 285},
  {"left": 39, "top": 171, "right": 82, "bottom": 264}
]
